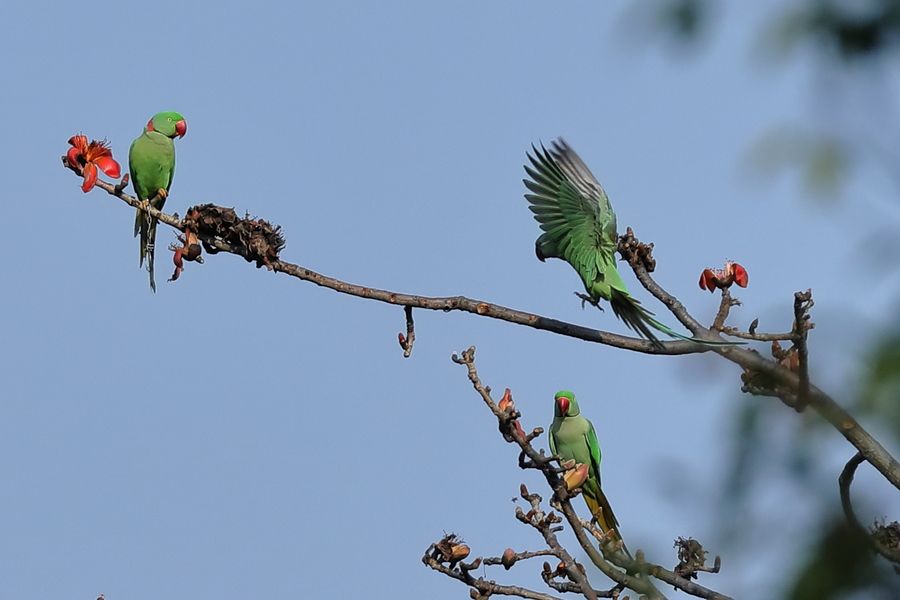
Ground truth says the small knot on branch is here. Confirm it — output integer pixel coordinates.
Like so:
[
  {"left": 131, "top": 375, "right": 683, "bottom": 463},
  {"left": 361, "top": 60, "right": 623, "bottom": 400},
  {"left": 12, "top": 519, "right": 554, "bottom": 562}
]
[
  {"left": 451, "top": 346, "right": 476, "bottom": 365},
  {"left": 618, "top": 227, "right": 656, "bottom": 272}
]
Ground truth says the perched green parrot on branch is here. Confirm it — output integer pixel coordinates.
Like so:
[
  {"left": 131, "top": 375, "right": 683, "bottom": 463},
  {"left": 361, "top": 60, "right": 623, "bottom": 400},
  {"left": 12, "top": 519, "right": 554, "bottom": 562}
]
[
  {"left": 129, "top": 111, "right": 187, "bottom": 291},
  {"left": 549, "top": 390, "right": 628, "bottom": 551},
  {"left": 523, "top": 139, "right": 732, "bottom": 346}
]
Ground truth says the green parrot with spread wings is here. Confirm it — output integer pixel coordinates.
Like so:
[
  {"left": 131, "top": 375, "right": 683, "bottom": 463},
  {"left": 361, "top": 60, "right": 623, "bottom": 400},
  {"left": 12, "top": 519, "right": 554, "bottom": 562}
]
[
  {"left": 523, "top": 139, "right": 735, "bottom": 346},
  {"left": 129, "top": 111, "right": 187, "bottom": 291}
]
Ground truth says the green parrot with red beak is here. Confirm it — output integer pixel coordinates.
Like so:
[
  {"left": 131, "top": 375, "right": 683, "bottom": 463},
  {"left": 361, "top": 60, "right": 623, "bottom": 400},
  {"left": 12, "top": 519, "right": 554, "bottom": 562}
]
[
  {"left": 129, "top": 111, "right": 187, "bottom": 291},
  {"left": 549, "top": 390, "right": 628, "bottom": 552}
]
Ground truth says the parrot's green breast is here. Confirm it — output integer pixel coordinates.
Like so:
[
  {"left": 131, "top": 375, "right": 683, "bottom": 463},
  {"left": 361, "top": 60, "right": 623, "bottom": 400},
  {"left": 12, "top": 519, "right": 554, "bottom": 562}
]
[
  {"left": 129, "top": 131, "right": 176, "bottom": 201},
  {"left": 551, "top": 417, "right": 596, "bottom": 467}
]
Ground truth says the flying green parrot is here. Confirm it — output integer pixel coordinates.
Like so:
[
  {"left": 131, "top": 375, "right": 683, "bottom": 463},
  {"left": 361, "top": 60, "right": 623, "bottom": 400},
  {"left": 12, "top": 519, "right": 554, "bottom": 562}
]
[
  {"left": 549, "top": 390, "right": 628, "bottom": 551},
  {"left": 129, "top": 111, "right": 187, "bottom": 291},
  {"left": 523, "top": 139, "right": 733, "bottom": 346}
]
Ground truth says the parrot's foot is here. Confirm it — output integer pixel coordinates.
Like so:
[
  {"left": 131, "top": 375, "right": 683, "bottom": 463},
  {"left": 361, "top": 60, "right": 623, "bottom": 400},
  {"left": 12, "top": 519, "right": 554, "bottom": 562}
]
[
  {"left": 574, "top": 292, "right": 603, "bottom": 311},
  {"left": 155, "top": 188, "right": 168, "bottom": 201}
]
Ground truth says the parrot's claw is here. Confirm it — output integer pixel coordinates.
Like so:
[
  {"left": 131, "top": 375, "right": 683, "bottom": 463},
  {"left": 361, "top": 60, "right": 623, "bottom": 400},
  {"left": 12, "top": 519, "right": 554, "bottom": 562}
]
[
  {"left": 574, "top": 292, "right": 603, "bottom": 311},
  {"left": 155, "top": 188, "right": 168, "bottom": 201}
]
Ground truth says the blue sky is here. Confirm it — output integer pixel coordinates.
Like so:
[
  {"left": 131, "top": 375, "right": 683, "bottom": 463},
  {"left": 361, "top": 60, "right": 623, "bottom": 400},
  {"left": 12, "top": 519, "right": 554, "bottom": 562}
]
[{"left": 2, "top": 1, "right": 898, "bottom": 598}]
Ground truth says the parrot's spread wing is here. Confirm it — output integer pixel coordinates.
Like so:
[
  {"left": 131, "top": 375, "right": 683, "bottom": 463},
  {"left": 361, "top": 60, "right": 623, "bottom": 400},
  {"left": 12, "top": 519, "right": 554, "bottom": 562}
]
[{"left": 523, "top": 139, "right": 618, "bottom": 286}]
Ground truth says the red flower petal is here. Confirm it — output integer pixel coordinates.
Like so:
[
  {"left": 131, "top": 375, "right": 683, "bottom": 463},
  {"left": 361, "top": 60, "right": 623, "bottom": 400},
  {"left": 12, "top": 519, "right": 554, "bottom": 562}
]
[
  {"left": 512, "top": 419, "right": 526, "bottom": 440},
  {"left": 732, "top": 263, "right": 749, "bottom": 287},
  {"left": 699, "top": 269, "right": 717, "bottom": 292},
  {"left": 81, "top": 163, "right": 98, "bottom": 192},
  {"left": 94, "top": 155, "right": 121, "bottom": 178},
  {"left": 66, "top": 146, "right": 82, "bottom": 166},
  {"left": 68, "top": 134, "right": 88, "bottom": 150}
]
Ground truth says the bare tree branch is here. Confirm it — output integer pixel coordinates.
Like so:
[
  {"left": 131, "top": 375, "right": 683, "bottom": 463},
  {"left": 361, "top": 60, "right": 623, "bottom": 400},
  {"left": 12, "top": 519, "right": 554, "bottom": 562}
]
[
  {"left": 483, "top": 549, "right": 557, "bottom": 568},
  {"left": 423, "top": 539, "right": 564, "bottom": 600},
  {"left": 62, "top": 160, "right": 900, "bottom": 492},
  {"left": 619, "top": 230, "right": 900, "bottom": 491}
]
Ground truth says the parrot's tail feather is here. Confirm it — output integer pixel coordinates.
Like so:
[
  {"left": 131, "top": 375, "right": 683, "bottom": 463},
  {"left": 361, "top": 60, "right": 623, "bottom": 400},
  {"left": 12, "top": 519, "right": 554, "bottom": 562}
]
[
  {"left": 609, "top": 289, "right": 742, "bottom": 347},
  {"left": 147, "top": 217, "right": 158, "bottom": 292},
  {"left": 136, "top": 208, "right": 148, "bottom": 267},
  {"left": 584, "top": 491, "right": 631, "bottom": 558},
  {"left": 609, "top": 289, "right": 663, "bottom": 347},
  {"left": 135, "top": 206, "right": 157, "bottom": 292}
]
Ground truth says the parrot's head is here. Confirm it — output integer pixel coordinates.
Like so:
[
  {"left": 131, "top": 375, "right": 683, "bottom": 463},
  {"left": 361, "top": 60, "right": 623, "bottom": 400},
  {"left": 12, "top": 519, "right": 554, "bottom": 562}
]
[
  {"left": 554, "top": 390, "right": 579, "bottom": 418},
  {"left": 146, "top": 111, "right": 187, "bottom": 139}
]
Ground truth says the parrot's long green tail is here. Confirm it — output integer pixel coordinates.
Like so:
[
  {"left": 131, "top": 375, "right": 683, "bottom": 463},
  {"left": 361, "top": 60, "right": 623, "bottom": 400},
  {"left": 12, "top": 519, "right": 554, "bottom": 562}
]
[
  {"left": 134, "top": 209, "right": 158, "bottom": 292},
  {"left": 609, "top": 289, "right": 739, "bottom": 347}
]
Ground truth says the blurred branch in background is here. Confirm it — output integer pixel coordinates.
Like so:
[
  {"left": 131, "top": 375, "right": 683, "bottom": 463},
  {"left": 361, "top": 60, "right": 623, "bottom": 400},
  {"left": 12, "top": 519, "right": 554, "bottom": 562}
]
[{"left": 626, "top": 2, "right": 900, "bottom": 596}]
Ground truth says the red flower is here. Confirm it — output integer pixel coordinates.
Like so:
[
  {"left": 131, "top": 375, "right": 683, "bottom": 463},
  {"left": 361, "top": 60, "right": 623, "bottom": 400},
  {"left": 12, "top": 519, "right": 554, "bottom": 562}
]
[
  {"left": 699, "top": 261, "right": 749, "bottom": 292},
  {"left": 497, "top": 388, "right": 527, "bottom": 440},
  {"left": 67, "top": 134, "right": 121, "bottom": 192}
]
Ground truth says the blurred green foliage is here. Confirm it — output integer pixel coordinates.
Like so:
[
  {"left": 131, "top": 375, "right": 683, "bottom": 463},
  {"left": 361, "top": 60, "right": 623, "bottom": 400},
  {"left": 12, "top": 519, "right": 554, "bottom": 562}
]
[
  {"left": 785, "top": 518, "right": 887, "bottom": 600},
  {"left": 858, "top": 333, "right": 900, "bottom": 438},
  {"left": 632, "top": 2, "right": 900, "bottom": 597}
]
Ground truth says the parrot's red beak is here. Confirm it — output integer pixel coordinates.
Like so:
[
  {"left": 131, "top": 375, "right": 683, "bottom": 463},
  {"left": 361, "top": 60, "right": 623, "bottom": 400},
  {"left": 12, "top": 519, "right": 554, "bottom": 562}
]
[
  {"left": 175, "top": 119, "right": 187, "bottom": 138},
  {"left": 556, "top": 396, "right": 569, "bottom": 416},
  {"left": 146, "top": 119, "right": 155, "bottom": 132}
]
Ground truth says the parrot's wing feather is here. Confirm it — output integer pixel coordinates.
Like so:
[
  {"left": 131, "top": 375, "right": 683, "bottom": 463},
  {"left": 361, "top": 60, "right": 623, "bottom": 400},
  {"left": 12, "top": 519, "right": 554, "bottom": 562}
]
[
  {"left": 548, "top": 425, "right": 557, "bottom": 456},
  {"left": 523, "top": 139, "right": 618, "bottom": 286},
  {"left": 584, "top": 419, "right": 603, "bottom": 487}
]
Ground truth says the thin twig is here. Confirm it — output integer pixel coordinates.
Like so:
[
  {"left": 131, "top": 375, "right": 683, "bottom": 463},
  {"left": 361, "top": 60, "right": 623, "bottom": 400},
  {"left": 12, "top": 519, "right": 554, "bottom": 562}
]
[
  {"left": 483, "top": 549, "right": 557, "bottom": 567},
  {"left": 619, "top": 227, "right": 705, "bottom": 335},
  {"left": 793, "top": 290, "right": 813, "bottom": 411},
  {"left": 398, "top": 305, "right": 416, "bottom": 358},
  {"left": 423, "top": 549, "right": 563, "bottom": 600},
  {"left": 719, "top": 328, "right": 795, "bottom": 342},
  {"left": 711, "top": 289, "right": 739, "bottom": 331}
]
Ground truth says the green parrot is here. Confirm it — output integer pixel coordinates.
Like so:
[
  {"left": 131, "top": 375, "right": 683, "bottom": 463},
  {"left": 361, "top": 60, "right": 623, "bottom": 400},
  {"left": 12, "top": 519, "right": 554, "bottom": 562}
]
[
  {"left": 523, "top": 139, "right": 732, "bottom": 346},
  {"left": 549, "top": 390, "right": 628, "bottom": 551},
  {"left": 129, "top": 111, "right": 187, "bottom": 291}
]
